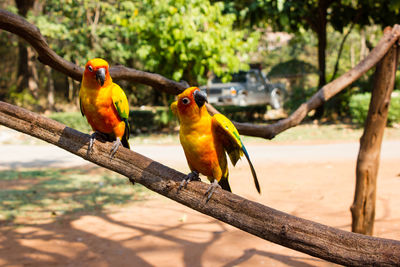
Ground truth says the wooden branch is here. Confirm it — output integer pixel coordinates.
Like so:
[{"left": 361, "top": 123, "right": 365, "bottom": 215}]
[
  {"left": 233, "top": 25, "right": 400, "bottom": 139},
  {"left": 0, "top": 9, "right": 186, "bottom": 95},
  {"left": 351, "top": 29, "right": 399, "bottom": 235},
  {"left": 1, "top": 101, "right": 400, "bottom": 266}
]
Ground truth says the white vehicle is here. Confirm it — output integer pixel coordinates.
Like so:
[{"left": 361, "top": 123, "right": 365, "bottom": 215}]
[{"left": 200, "top": 69, "right": 286, "bottom": 109}]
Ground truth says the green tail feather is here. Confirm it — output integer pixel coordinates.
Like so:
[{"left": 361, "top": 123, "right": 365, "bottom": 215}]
[{"left": 242, "top": 145, "right": 261, "bottom": 194}]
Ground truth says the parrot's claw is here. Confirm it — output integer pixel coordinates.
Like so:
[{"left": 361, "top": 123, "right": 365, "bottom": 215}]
[
  {"left": 88, "top": 131, "right": 105, "bottom": 154},
  {"left": 178, "top": 171, "right": 200, "bottom": 191},
  {"left": 88, "top": 133, "right": 96, "bottom": 152},
  {"left": 205, "top": 180, "right": 221, "bottom": 202},
  {"left": 110, "top": 137, "right": 122, "bottom": 159}
]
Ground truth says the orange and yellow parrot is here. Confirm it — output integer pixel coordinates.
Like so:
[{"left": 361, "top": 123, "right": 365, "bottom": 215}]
[
  {"left": 171, "top": 87, "right": 260, "bottom": 200},
  {"left": 79, "top": 58, "right": 130, "bottom": 158}
]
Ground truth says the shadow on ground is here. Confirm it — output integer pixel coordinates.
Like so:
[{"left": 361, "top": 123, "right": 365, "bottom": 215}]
[
  {"left": 0, "top": 206, "right": 326, "bottom": 267},
  {"left": 0, "top": 166, "right": 327, "bottom": 266}
]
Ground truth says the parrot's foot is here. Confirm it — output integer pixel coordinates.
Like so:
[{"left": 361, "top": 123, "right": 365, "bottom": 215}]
[
  {"left": 88, "top": 131, "right": 106, "bottom": 154},
  {"left": 178, "top": 171, "right": 200, "bottom": 191},
  {"left": 110, "top": 137, "right": 122, "bottom": 159},
  {"left": 205, "top": 180, "right": 221, "bottom": 202}
]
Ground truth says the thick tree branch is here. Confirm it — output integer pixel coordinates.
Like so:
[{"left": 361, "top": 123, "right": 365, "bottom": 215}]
[{"left": 1, "top": 101, "right": 400, "bottom": 266}]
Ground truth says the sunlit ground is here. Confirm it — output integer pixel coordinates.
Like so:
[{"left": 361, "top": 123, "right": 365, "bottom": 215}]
[{"left": 0, "top": 123, "right": 399, "bottom": 266}]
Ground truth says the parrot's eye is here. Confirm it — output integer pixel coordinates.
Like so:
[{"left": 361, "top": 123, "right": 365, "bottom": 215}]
[
  {"left": 181, "top": 97, "right": 190, "bottom": 105},
  {"left": 87, "top": 65, "right": 93, "bottom": 72}
]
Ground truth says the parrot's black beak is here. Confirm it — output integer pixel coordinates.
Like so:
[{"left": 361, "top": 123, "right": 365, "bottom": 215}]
[
  {"left": 96, "top": 68, "right": 106, "bottom": 86},
  {"left": 194, "top": 90, "right": 208, "bottom": 108}
]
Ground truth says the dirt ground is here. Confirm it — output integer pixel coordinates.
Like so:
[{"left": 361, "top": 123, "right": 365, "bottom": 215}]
[{"left": 1, "top": 137, "right": 400, "bottom": 266}]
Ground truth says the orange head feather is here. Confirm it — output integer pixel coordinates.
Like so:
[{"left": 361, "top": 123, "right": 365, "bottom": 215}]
[
  {"left": 172, "top": 87, "right": 209, "bottom": 123},
  {"left": 82, "top": 58, "right": 112, "bottom": 88}
]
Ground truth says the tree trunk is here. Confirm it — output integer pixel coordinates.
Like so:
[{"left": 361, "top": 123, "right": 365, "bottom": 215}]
[
  {"left": 16, "top": 39, "right": 29, "bottom": 93},
  {"left": 350, "top": 29, "right": 398, "bottom": 235},
  {"left": 45, "top": 65, "right": 55, "bottom": 111},
  {"left": 67, "top": 76, "right": 75, "bottom": 102},
  {"left": 312, "top": 1, "right": 328, "bottom": 119},
  {"left": 27, "top": 46, "right": 39, "bottom": 98},
  {"left": 350, "top": 42, "right": 355, "bottom": 68},
  {"left": 15, "top": 0, "right": 37, "bottom": 97},
  {"left": 360, "top": 29, "right": 367, "bottom": 61},
  {"left": 317, "top": 22, "right": 327, "bottom": 88}
]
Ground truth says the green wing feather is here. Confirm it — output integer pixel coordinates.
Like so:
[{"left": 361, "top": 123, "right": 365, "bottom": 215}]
[
  {"left": 212, "top": 113, "right": 260, "bottom": 194},
  {"left": 111, "top": 84, "right": 131, "bottom": 148},
  {"left": 111, "top": 84, "right": 129, "bottom": 120},
  {"left": 212, "top": 114, "right": 242, "bottom": 165}
]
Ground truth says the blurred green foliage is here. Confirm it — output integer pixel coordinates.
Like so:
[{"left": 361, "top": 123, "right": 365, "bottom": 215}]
[
  {"left": 49, "top": 112, "right": 92, "bottom": 133},
  {"left": 216, "top": 105, "right": 267, "bottom": 122},
  {"left": 48, "top": 108, "right": 178, "bottom": 135},
  {"left": 130, "top": 107, "right": 177, "bottom": 133},
  {"left": 349, "top": 91, "right": 400, "bottom": 126},
  {"left": 31, "top": 0, "right": 258, "bottom": 85},
  {"left": 283, "top": 86, "right": 317, "bottom": 114}
]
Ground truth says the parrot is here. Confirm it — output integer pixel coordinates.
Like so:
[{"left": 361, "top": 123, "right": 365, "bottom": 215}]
[
  {"left": 79, "top": 58, "right": 130, "bottom": 158},
  {"left": 171, "top": 86, "right": 260, "bottom": 200}
]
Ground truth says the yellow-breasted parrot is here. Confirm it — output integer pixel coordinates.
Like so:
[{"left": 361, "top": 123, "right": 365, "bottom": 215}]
[
  {"left": 79, "top": 58, "right": 130, "bottom": 158},
  {"left": 171, "top": 87, "right": 260, "bottom": 200}
]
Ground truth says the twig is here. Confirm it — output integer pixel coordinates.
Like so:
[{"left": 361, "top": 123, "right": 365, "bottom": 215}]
[
  {"left": 0, "top": 100, "right": 400, "bottom": 266},
  {"left": 330, "top": 22, "right": 356, "bottom": 82}
]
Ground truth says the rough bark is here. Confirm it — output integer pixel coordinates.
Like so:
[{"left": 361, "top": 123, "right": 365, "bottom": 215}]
[
  {"left": 350, "top": 29, "right": 398, "bottom": 235},
  {"left": 0, "top": 101, "right": 400, "bottom": 266}
]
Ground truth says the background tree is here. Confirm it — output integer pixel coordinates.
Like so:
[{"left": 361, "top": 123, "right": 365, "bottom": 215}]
[
  {"left": 221, "top": 0, "right": 400, "bottom": 117},
  {"left": 15, "top": 0, "right": 40, "bottom": 99}
]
